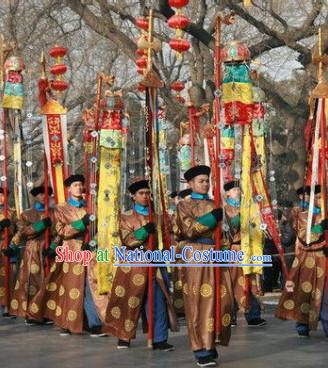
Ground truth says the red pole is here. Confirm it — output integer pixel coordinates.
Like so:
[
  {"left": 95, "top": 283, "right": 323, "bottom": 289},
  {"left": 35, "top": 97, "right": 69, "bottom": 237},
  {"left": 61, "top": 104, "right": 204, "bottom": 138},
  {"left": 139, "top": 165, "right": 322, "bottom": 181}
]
[
  {"left": 94, "top": 74, "right": 103, "bottom": 132},
  {"left": 189, "top": 106, "right": 196, "bottom": 166},
  {"left": 214, "top": 16, "right": 222, "bottom": 338}
]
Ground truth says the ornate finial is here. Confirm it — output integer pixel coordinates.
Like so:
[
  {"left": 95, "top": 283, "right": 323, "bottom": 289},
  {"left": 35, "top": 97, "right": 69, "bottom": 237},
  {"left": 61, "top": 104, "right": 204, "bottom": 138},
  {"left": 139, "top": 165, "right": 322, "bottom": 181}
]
[
  {"left": 147, "top": 9, "right": 153, "bottom": 71},
  {"left": 0, "top": 34, "right": 15, "bottom": 89},
  {"left": 40, "top": 50, "right": 46, "bottom": 80},
  {"left": 101, "top": 73, "right": 115, "bottom": 86},
  {"left": 311, "top": 27, "right": 328, "bottom": 98},
  {"left": 140, "top": 9, "right": 163, "bottom": 88}
]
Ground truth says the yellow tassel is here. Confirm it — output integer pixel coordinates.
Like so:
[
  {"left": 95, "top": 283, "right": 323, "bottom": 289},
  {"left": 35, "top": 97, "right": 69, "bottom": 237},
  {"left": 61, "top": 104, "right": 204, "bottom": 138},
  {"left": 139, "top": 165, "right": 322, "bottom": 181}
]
[{"left": 54, "top": 164, "right": 65, "bottom": 204}]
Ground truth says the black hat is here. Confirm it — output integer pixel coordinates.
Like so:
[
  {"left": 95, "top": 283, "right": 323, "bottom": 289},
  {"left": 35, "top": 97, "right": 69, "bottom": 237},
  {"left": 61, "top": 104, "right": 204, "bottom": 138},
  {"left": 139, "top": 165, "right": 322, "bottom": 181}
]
[
  {"left": 224, "top": 180, "right": 239, "bottom": 192},
  {"left": 169, "top": 191, "right": 178, "bottom": 199},
  {"left": 315, "top": 185, "right": 321, "bottom": 194},
  {"left": 128, "top": 178, "right": 149, "bottom": 194},
  {"left": 178, "top": 188, "right": 192, "bottom": 199},
  {"left": 304, "top": 186, "right": 311, "bottom": 195},
  {"left": 184, "top": 165, "right": 211, "bottom": 182},
  {"left": 64, "top": 174, "right": 85, "bottom": 187},
  {"left": 296, "top": 186, "right": 305, "bottom": 196},
  {"left": 30, "top": 186, "right": 53, "bottom": 197},
  {"left": 304, "top": 185, "right": 321, "bottom": 195}
]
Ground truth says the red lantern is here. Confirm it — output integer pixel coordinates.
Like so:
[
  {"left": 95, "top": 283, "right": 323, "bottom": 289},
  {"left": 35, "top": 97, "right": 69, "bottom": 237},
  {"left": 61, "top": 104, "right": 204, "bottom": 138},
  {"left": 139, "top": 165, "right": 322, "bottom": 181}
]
[
  {"left": 136, "top": 17, "right": 149, "bottom": 31},
  {"left": 169, "top": 0, "right": 189, "bottom": 8},
  {"left": 137, "top": 67, "right": 145, "bottom": 75},
  {"left": 49, "top": 44, "right": 69, "bottom": 94},
  {"left": 51, "top": 80, "right": 68, "bottom": 91},
  {"left": 169, "top": 38, "right": 190, "bottom": 53},
  {"left": 171, "top": 81, "right": 185, "bottom": 92},
  {"left": 171, "top": 81, "right": 185, "bottom": 103},
  {"left": 50, "top": 64, "right": 67, "bottom": 75},
  {"left": 49, "top": 46, "right": 67, "bottom": 58},
  {"left": 136, "top": 56, "right": 148, "bottom": 68},
  {"left": 136, "top": 49, "right": 146, "bottom": 57},
  {"left": 168, "top": 14, "right": 190, "bottom": 29}
]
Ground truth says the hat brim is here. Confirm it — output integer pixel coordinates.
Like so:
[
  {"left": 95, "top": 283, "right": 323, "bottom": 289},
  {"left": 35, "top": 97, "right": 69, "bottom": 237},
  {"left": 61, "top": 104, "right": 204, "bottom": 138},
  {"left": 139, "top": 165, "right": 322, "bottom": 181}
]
[
  {"left": 184, "top": 165, "right": 211, "bottom": 182},
  {"left": 128, "top": 180, "right": 149, "bottom": 194},
  {"left": 224, "top": 181, "right": 239, "bottom": 192},
  {"left": 30, "top": 186, "right": 53, "bottom": 197},
  {"left": 64, "top": 175, "right": 85, "bottom": 187}
]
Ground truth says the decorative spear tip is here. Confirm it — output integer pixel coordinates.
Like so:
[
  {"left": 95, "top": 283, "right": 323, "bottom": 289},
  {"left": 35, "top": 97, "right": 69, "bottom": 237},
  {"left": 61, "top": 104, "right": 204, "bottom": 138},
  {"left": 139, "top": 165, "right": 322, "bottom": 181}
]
[
  {"left": 311, "top": 27, "right": 328, "bottom": 97},
  {"left": 40, "top": 50, "right": 47, "bottom": 80}
]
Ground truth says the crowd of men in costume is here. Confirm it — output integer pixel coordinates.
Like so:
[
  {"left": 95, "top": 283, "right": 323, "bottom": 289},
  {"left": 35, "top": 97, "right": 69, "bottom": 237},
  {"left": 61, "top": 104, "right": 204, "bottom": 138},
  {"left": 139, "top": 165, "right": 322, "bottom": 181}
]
[{"left": 0, "top": 166, "right": 328, "bottom": 367}]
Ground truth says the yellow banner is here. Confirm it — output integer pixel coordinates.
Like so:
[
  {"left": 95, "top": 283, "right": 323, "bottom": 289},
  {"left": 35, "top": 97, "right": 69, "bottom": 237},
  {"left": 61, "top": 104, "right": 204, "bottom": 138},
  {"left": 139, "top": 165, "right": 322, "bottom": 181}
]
[
  {"left": 240, "top": 126, "right": 263, "bottom": 275},
  {"left": 97, "top": 146, "right": 121, "bottom": 294},
  {"left": 223, "top": 82, "right": 253, "bottom": 105},
  {"left": 55, "top": 164, "right": 65, "bottom": 204}
]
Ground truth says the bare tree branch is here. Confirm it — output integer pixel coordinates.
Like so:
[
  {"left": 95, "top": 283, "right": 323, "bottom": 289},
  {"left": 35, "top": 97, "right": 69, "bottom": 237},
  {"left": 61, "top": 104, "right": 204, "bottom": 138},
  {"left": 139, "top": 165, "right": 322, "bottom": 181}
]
[{"left": 65, "top": 0, "right": 137, "bottom": 60}]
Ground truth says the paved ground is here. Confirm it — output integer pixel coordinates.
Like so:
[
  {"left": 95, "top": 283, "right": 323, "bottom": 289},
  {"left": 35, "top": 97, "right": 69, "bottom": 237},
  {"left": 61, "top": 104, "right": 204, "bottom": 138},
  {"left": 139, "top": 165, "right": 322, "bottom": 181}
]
[{"left": 1, "top": 297, "right": 328, "bottom": 368}]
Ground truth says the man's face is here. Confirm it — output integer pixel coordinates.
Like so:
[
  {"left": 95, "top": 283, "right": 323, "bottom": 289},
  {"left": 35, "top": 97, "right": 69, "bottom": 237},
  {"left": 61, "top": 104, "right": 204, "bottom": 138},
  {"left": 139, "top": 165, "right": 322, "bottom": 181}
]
[
  {"left": 69, "top": 181, "right": 84, "bottom": 199},
  {"left": 227, "top": 187, "right": 240, "bottom": 201},
  {"left": 298, "top": 193, "right": 308, "bottom": 201},
  {"left": 36, "top": 193, "right": 45, "bottom": 204},
  {"left": 0, "top": 193, "right": 4, "bottom": 206},
  {"left": 170, "top": 197, "right": 179, "bottom": 207},
  {"left": 173, "top": 197, "right": 180, "bottom": 205},
  {"left": 133, "top": 188, "right": 151, "bottom": 206},
  {"left": 189, "top": 175, "right": 209, "bottom": 195},
  {"left": 314, "top": 192, "right": 321, "bottom": 208}
]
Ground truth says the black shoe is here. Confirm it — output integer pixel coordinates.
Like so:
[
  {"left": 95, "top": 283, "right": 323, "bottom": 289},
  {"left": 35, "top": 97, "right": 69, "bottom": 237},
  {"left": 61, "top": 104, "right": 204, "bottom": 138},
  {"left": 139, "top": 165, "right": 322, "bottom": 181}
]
[
  {"left": 210, "top": 350, "right": 218, "bottom": 359},
  {"left": 89, "top": 326, "right": 107, "bottom": 337},
  {"left": 42, "top": 318, "right": 54, "bottom": 325},
  {"left": 25, "top": 318, "right": 39, "bottom": 326},
  {"left": 196, "top": 357, "right": 217, "bottom": 367},
  {"left": 153, "top": 341, "right": 175, "bottom": 352},
  {"left": 247, "top": 318, "right": 266, "bottom": 327},
  {"left": 2, "top": 312, "right": 16, "bottom": 319},
  {"left": 298, "top": 330, "right": 309, "bottom": 338},
  {"left": 59, "top": 328, "right": 71, "bottom": 336},
  {"left": 231, "top": 319, "right": 237, "bottom": 327},
  {"left": 117, "top": 339, "right": 130, "bottom": 349}
]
